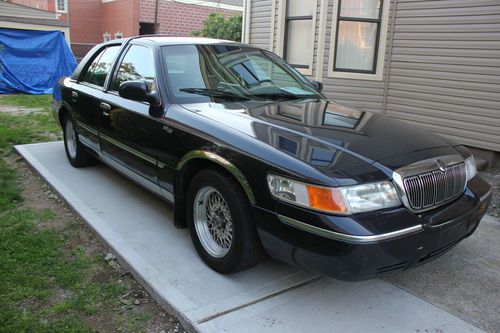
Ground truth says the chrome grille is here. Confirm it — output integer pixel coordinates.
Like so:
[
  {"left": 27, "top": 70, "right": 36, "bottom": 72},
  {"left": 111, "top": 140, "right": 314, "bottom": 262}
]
[{"left": 402, "top": 163, "right": 466, "bottom": 210}]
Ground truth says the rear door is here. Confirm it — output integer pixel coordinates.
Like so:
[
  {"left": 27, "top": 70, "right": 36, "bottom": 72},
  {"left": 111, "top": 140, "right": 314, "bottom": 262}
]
[
  {"left": 99, "top": 44, "right": 164, "bottom": 189},
  {"left": 70, "top": 45, "right": 121, "bottom": 151}
]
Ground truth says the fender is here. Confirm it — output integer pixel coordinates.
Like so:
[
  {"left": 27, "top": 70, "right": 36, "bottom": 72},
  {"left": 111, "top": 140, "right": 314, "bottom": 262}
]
[{"left": 177, "top": 150, "right": 256, "bottom": 205}]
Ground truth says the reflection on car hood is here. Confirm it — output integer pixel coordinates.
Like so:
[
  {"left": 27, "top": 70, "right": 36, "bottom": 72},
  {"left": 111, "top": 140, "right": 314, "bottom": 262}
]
[{"left": 181, "top": 99, "right": 456, "bottom": 180}]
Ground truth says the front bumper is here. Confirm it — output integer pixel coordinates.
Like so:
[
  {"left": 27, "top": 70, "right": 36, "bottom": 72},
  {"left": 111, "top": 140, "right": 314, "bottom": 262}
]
[{"left": 253, "top": 175, "right": 492, "bottom": 281}]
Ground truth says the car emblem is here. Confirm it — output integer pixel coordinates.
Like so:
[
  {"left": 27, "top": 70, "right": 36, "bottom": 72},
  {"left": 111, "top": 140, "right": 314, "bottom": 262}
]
[{"left": 435, "top": 159, "right": 446, "bottom": 172}]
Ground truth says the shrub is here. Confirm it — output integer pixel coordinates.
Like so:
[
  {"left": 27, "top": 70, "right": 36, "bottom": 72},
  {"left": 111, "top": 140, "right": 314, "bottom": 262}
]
[{"left": 192, "top": 13, "right": 242, "bottom": 42}]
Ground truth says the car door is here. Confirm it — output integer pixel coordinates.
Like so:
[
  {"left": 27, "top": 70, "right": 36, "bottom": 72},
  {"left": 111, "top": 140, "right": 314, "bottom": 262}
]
[
  {"left": 99, "top": 44, "right": 164, "bottom": 188},
  {"left": 70, "top": 45, "right": 121, "bottom": 152}
]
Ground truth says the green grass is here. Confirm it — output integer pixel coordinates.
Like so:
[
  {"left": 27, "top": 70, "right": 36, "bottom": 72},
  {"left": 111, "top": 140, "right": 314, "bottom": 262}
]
[
  {"left": 1, "top": 94, "right": 53, "bottom": 111},
  {"left": 0, "top": 94, "right": 154, "bottom": 332},
  {"left": 0, "top": 94, "right": 59, "bottom": 211}
]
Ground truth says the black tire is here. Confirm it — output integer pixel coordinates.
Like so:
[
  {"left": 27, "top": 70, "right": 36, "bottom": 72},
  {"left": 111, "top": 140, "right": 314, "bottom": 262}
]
[
  {"left": 186, "top": 169, "right": 262, "bottom": 273},
  {"left": 62, "top": 114, "right": 96, "bottom": 168}
]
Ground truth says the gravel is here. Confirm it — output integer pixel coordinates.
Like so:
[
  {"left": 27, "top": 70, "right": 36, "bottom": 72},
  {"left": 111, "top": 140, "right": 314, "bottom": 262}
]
[{"left": 479, "top": 168, "right": 500, "bottom": 219}]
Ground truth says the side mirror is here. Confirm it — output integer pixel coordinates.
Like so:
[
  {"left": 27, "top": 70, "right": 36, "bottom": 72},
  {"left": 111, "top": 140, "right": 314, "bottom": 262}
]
[
  {"left": 119, "top": 80, "right": 161, "bottom": 106},
  {"left": 310, "top": 80, "right": 323, "bottom": 92}
]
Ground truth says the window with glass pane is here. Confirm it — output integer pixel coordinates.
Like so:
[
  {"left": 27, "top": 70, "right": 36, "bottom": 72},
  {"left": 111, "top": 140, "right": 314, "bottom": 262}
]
[
  {"left": 112, "top": 45, "right": 157, "bottom": 92},
  {"left": 334, "top": 0, "right": 382, "bottom": 73},
  {"left": 56, "top": 0, "right": 67, "bottom": 12},
  {"left": 81, "top": 46, "right": 120, "bottom": 88},
  {"left": 284, "top": 0, "right": 315, "bottom": 69}
]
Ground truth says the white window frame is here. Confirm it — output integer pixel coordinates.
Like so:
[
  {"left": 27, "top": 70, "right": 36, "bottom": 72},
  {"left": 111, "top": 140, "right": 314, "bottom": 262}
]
[
  {"left": 114, "top": 32, "right": 123, "bottom": 40},
  {"left": 55, "top": 0, "right": 68, "bottom": 13},
  {"left": 277, "top": 0, "right": 318, "bottom": 76},
  {"left": 327, "top": 0, "right": 390, "bottom": 81},
  {"left": 103, "top": 32, "right": 111, "bottom": 42}
]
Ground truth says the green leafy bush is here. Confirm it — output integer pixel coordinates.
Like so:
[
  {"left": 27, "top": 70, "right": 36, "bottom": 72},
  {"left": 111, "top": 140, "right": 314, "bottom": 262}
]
[{"left": 192, "top": 13, "right": 242, "bottom": 42}]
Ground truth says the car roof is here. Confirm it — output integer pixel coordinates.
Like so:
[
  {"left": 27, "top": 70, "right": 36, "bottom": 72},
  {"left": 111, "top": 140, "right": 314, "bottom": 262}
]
[{"left": 132, "top": 36, "right": 244, "bottom": 46}]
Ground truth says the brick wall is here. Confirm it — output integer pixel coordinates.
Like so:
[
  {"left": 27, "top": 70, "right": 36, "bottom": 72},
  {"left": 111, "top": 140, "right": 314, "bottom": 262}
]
[
  {"left": 139, "top": 0, "right": 240, "bottom": 36},
  {"left": 68, "top": 0, "right": 103, "bottom": 44},
  {"left": 102, "top": 0, "right": 140, "bottom": 38}
]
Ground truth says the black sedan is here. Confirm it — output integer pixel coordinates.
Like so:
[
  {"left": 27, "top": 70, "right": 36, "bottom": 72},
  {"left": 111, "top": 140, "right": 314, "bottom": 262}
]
[{"left": 53, "top": 36, "right": 492, "bottom": 281}]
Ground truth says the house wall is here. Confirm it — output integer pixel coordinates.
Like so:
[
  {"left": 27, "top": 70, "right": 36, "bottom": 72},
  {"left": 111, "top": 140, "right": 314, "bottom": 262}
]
[
  {"left": 68, "top": 0, "right": 102, "bottom": 44},
  {"left": 246, "top": 0, "right": 500, "bottom": 153},
  {"left": 246, "top": 0, "right": 273, "bottom": 49},
  {"left": 140, "top": 0, "right": 239, "bottom": 36},
  {"left": 102, "top": 0, "right": 140, "bottom": 37},
  {"left": 8, "top": 0, "right": 49, "bottom": 11},
  {"left": 2, "top": 1, "right": 55, "bottom": 19},
  {"left": 384, "top": 0, "right": 500, "bottom": 152}
]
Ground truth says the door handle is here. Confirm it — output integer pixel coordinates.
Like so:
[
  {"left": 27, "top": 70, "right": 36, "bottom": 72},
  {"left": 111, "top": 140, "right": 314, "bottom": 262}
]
[
  {"left": 100, "top": 102, "right": 111, "bottom": 114},
  {"left": 71, "top": 91, "right": 78, "bottom": 98}
]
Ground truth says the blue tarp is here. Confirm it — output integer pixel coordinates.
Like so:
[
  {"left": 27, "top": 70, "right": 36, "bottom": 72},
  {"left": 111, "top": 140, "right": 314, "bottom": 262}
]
[{"left": 0, "top": 29, "right": 77, "bottom": 94}]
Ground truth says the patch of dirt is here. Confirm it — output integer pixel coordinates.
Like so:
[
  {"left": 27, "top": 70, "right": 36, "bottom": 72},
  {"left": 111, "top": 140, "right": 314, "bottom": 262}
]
[
  {"left": 480, "top": 168, "right": 500, "bottom": 219},
  {"left": 0, "top": 105, "right": 44, "bottom": 115},
  {"left": 10, "top": 155, "right": 188, "bottom": 333}
]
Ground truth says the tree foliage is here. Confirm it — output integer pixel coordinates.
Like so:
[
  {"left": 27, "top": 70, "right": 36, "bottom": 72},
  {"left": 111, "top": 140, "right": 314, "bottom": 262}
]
[{"left": 192, "top": 13, "right": 242, "bottom": 42}]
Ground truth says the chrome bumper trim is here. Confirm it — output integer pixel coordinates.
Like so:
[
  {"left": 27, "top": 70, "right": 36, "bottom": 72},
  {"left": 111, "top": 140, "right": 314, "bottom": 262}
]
[
  {"left": 480, "top": 188, "right": 493, "bottom": 202},
  {"left": 278, "top": 215, "right": 423, "bottom": 243}
]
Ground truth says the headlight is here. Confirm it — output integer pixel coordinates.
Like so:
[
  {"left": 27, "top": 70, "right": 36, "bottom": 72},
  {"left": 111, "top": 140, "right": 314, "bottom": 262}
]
[
  {"left": 464, "top": 155, "right": 477, "bottom": 182},
  {"left": 267, "top": 175, "right": 401, "bottom": 214}
]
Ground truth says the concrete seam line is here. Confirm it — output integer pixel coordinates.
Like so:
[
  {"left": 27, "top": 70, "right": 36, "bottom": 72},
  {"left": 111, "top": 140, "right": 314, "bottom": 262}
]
[{"left": 195, "top": 275, "right": 322, "bottom": 324}]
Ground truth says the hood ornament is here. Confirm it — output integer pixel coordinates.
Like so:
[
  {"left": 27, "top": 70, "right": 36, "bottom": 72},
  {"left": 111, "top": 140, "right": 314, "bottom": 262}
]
[{"left": 435, "top": 159, "right": 447, "bottom": 172}]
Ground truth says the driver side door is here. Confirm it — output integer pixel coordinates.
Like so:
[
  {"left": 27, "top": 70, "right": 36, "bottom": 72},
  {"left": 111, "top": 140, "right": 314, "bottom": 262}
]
[{"left": 99, "top": 44, "right": 164, "bottom": 191}]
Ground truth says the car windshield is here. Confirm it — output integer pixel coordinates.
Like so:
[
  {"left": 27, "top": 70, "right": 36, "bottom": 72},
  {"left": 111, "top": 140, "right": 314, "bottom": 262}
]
[{"left": 161, "top": 44, "right": 323, "bottom": 103}]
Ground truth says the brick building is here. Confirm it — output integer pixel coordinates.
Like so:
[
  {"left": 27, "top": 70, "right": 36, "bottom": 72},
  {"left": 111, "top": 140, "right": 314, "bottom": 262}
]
[
  {"left": 4, "top": 0, "right": 243, "bottom": 60},
  {"left": 77, "top": 0, "right": 243, "bottom": 60}
]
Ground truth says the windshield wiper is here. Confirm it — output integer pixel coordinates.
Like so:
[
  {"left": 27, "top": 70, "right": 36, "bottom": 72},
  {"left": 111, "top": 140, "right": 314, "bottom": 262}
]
[
  {"left": 252, "top": 92, "right": 316, "bottom": 101},
  {"left": 180, "top": 88, "right": 250, "bottom": 100}
]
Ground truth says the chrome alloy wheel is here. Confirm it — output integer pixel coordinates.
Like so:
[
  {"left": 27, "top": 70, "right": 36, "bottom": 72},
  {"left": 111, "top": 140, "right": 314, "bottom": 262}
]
[
  {"left": 193, "top": 186, "right": 233, "bottom": 258},
  {"left": 65, "top": 119, "right": 77, "bottom": 159}
]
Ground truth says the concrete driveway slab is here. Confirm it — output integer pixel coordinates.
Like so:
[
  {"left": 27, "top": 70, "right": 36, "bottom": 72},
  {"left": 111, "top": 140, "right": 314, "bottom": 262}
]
[
  {"left": 16, "top": 141, "right": 494, "bottom": 333},
  {"left": 198, "top": 278, "right": 484, "bottom": 333},
  {"left": 387, "top": 216, "right": 500, "bottom": 332}
]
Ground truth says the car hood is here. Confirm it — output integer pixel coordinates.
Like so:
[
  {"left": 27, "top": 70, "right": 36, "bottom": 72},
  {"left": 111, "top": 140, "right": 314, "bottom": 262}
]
[{"left": 181, "top": 99, "right": 458, "bottom": 183}]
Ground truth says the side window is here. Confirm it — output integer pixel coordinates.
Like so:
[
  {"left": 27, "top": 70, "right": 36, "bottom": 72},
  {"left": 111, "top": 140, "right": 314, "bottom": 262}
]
[
  {"left": 81, "top": 46, "right": 120, "bottom": 88},
  {"left": 111, "top": 45, "right": 157, "bottom": 92}
]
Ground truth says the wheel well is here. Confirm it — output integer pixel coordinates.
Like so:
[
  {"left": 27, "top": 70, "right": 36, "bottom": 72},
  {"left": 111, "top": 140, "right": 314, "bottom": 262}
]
[
  {"left": 58, "top": 106, "right": 69, "bottom": 126},
  {"left": 173, "top": 158, "right": 253, "bottom": 228}
]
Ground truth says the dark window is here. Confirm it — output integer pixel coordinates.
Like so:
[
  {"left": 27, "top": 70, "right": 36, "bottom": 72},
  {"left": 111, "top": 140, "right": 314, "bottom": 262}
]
[
  {"left": 283, "top": 0, "right": 315, "bottom": 69},
  {"left": 140, "top": 22, "right": 155, "bottom": 35},
  {"left": 111, "top": 45, "right": 157, "bottom": 92},
  {"left": 334, "top": 0, "right": 383, "bottom": 73},
  {"left": 81, "top": 46, "right": 120, "bottom": 88}
]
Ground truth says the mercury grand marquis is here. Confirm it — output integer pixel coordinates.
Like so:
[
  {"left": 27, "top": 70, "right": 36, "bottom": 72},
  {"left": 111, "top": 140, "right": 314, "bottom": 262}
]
[{"left": 53, "top": 36, "right": 492, "bottom": 281}]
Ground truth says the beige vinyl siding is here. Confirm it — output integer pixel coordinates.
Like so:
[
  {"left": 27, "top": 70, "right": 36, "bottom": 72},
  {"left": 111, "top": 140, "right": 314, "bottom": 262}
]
[
  {"left": 247, "top": 0, "right": 500, "bottom": 152},
  {"left": 0, "top": 2, "right": 57, "bottom": 20},
  {"left": 320, "top": 0, "right": 395, "bottom": 113},
  {"left": 249, "top": 0, "right": 273, "bottom": 50},
  {"left": 385, "top": 0, "right": 500, "bottom": 152}
]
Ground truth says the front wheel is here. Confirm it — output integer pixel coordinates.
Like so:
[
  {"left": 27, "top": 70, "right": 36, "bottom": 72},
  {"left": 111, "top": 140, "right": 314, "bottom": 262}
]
[
  {"left": 187, "top": 169, "right": 262, "bottom": 273},
  {"left": 63, "top": 114, "right": 95, "bottom": 167}
]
